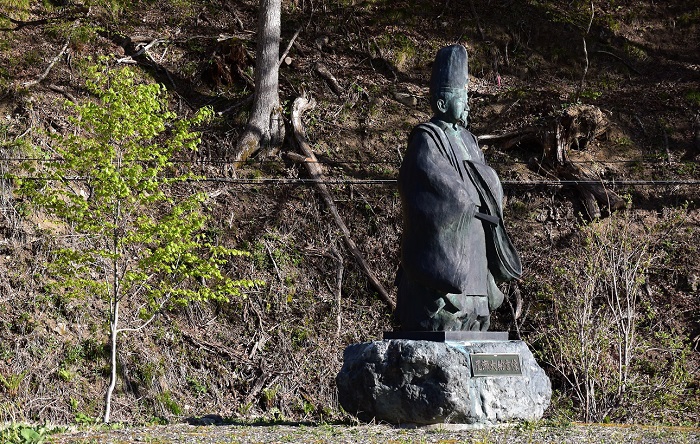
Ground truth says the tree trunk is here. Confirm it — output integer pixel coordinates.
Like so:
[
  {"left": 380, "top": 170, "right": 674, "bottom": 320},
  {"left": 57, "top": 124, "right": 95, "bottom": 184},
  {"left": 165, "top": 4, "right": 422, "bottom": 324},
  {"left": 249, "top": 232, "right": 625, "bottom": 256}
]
[
  {"left": 233, "top": 0, "right": 285, "bottom": 164},
  {"left": 103, "top": 299, "right": 119, "bottom": 423},
  {"left": 104, "top": 199, "right": 121, "bottom": 423}
]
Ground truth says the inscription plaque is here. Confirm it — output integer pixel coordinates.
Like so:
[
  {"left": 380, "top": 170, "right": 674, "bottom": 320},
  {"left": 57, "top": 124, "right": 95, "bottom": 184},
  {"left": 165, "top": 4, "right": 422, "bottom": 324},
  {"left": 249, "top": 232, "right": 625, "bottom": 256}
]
[{"left": 470, "top": 353, "right": 522, "bottom": 376}]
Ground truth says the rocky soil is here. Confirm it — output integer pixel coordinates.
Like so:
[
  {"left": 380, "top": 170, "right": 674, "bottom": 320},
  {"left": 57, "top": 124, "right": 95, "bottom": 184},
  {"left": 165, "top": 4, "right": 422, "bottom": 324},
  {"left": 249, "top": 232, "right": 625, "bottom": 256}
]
[{"left": 48, "top": 422, "right": 700, "bottom": 444}]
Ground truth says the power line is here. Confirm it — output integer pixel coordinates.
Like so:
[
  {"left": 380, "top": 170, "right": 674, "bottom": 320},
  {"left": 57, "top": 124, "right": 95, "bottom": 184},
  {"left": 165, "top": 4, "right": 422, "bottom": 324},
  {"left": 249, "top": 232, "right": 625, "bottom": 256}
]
[
  {"left": 196, "top": 178, "right": 700, "bottom": 187},
  {"left": 502, "top": 179, "right": 700, "bottom": 186},
  {"left": 7, "top": 175, "right": 700, "bottom": 187},
  {"left": 0, "top": 156, "right": 696, "bottom": 166}
]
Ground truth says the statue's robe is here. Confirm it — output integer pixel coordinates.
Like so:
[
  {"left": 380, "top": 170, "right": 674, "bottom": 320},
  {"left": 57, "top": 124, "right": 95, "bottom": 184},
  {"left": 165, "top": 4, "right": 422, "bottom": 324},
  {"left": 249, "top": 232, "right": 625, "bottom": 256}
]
[{"left": 396, "top": 118, "right": 521, "bottom": 331}]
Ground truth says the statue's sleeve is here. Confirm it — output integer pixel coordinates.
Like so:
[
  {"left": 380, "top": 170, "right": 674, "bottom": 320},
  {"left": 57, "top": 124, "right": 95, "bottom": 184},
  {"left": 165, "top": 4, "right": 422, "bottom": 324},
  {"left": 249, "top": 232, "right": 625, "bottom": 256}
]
[
  {"left": 463, "top": 159, "right": 523, "bottom": 283},
  {"left": 399, "top": 130, "right": 478, "bottom": 294}
]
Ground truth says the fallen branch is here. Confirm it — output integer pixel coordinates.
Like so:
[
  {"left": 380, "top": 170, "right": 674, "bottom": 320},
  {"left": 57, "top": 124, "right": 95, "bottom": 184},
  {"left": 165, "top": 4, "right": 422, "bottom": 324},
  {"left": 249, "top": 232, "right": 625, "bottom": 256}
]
[
  {"left": 21, "top": 39, "right": 70, "bottom": 88},
  {"left": 506, "top": 282, "right": 523, "bottom": 340},
  {"left": 314, "top": 62, "right": 343, "bottom": 96},
  {"left": 0, "top": 12, "right": 49, "bottom": 30},
  {"left": 244, "top": 373, "right": 277, "bottom": 406},
  {"left": 117, "top": 38, "right": 166, "bottom": 65},
  {"left": 594, "top": 50, "right": 642, "bottom": 75},
  {"left": 106, "top": 31, "right": 194, "bottom": 110},
  {"left": 478, "top": 127, "right": 538, "bottom": 144},
  {"left": 48, "top": 84, "right": 77, "bottom": 103},
  {"left": 289, "top": 96, "right": 395, "bottom": 310},
  {"left": 133, "top": 38, "right": 167, "bottom": 57},
  {"left": 180, "top": 329, "right": 252, "bottom": 365},
  {"left": 235, "top": 65, "right": 255, "bottom": 89},
  {"left": 0, "top": 10, "right": 87, "bottom": 31},
  {"left": 218, "top": 94, "right": 254, "bottom": 116},
  {"left": 263, "top": 239, "right": 283, "bottom": 282},
  {"left": 278, "top": 26, "right": 301, "bottom": 68}
]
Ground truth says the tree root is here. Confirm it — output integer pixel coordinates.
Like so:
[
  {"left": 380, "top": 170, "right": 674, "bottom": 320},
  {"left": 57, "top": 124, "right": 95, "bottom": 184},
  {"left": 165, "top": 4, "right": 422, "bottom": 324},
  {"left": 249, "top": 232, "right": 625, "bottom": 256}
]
[{"left": 480, "top": 104, "right": 626, "bottom": 217}]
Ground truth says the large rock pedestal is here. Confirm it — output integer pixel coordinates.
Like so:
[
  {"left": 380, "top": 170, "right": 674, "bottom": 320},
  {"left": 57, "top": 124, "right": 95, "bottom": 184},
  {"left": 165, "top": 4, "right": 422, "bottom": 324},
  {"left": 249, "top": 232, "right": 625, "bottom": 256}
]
[{"left": 336, "top": 339, "right": 551, "bottom": 425}]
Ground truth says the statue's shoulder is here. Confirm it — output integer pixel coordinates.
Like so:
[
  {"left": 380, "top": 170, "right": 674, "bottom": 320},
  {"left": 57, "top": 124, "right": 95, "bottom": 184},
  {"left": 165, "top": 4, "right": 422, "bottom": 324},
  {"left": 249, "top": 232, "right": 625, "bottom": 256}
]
[
  {"left": 409, "top": 124, "right": 431, "bottom": 138},
  {"left": 412, "top": 121, "right": 442, "bottom": 136},
  {"left": 409, "top": 121, "right": 445, "bottom": 148}
]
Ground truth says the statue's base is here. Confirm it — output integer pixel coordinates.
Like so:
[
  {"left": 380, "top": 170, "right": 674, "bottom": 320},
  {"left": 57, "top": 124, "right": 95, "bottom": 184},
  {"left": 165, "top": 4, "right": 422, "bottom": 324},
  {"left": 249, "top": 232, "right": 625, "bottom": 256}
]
[{"left": 336, "top": 338, "right": 551, "bottom": 425}]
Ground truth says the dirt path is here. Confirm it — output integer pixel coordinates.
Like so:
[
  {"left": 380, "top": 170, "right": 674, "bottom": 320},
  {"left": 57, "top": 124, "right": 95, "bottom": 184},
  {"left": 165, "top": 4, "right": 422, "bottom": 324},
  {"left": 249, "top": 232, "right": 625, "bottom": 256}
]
[{"left": 49, "top": 423, "right": 700, "bottom": 443}]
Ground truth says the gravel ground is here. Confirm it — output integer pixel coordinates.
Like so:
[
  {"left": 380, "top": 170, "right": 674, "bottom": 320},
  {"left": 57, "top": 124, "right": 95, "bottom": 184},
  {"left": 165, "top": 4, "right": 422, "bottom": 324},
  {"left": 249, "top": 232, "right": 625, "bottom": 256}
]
[{"left": 48, "top": 423, "right": 700, "bottom": 443}]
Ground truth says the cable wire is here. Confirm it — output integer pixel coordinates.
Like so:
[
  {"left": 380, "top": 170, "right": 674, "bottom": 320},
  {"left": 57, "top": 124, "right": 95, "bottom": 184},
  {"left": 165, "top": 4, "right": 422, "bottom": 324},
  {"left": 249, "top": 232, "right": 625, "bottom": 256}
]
[
  {"left": 0, "top": 156, "right": 696, "bottom": 166},
  {"left": 7, "top": 175, "right": 700, "bottom": 187}
]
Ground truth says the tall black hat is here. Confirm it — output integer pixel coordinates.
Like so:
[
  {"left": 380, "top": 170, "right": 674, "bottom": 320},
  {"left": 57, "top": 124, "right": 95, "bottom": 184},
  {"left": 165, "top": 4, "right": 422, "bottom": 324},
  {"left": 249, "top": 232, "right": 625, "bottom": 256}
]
[{"left": 429, "top": 44, "right": 468, "bottom": 100}]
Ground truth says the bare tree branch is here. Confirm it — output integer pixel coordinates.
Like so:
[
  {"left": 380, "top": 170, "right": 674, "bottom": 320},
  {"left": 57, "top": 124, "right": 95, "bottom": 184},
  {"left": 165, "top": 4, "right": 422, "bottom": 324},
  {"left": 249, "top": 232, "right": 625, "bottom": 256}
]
[
  {"left": 289, "top": 96, "right": 394, "bottom": 310},
  {"left": 576, "top": 0, "right": 595, "bottom": 100}
]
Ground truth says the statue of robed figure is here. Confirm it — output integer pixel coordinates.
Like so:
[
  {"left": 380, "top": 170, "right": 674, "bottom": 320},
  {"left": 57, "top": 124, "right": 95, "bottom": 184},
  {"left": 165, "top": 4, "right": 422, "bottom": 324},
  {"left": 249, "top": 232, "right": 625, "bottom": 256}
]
[{"left": 396, "top": 44, "right": 522, "bottom": 332}]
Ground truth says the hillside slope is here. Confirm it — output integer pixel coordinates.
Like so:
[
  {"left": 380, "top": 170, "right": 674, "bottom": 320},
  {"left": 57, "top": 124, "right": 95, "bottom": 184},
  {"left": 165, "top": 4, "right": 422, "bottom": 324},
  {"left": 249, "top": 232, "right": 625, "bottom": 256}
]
[{"left": 0, "top": 0, "right": 698, "bottom": 425}]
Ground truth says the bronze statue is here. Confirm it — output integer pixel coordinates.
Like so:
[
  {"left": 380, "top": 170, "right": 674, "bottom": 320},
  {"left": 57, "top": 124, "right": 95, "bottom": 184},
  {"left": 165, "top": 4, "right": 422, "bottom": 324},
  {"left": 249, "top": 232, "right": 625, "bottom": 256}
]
[{"left": 396, "top": 44, "right": 522, "bottom": 332}]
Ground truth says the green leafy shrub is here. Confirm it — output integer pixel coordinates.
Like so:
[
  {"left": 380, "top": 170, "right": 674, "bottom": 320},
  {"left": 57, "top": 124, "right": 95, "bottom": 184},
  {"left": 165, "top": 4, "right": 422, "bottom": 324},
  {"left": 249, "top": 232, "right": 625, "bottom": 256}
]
[
  {"left": 0, "top": 423, "right": 59, "bottom": 444},
  {"left": 156, "top": 390, "right": 182, "bottom": 415},
  {"left": 17, "top": 61, "right": 259, "bottom": 422},
  {"left": 0, "top": 371, "right": 26, "bottom": 398}
]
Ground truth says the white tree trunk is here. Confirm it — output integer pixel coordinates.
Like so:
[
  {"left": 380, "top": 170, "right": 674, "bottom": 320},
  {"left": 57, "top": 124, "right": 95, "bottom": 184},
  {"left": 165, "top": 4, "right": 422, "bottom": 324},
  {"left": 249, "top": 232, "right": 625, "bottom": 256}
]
[
  {"left": 103, "top": 299, "right": 119, "bottom": 423},
  {"left": 233, "top": 0, "right": 284, "bottom": 164}
]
